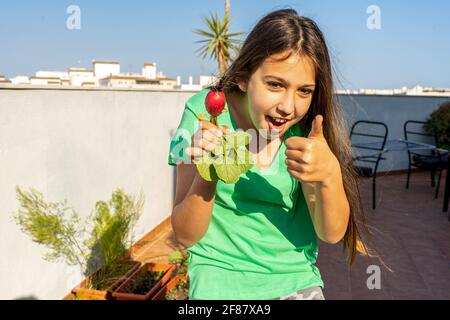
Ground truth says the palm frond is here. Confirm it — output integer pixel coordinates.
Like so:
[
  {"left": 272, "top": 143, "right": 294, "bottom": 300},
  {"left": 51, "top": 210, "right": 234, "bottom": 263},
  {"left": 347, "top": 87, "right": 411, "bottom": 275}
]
[{"left": 193, "top": 6, "right": 244, "bottom": 74}]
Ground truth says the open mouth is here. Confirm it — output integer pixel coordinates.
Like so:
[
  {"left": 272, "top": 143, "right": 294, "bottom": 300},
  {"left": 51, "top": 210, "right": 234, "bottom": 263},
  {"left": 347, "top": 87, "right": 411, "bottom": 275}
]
[{"left": 266, "top": 116, "right": 288, "bottom": 132}]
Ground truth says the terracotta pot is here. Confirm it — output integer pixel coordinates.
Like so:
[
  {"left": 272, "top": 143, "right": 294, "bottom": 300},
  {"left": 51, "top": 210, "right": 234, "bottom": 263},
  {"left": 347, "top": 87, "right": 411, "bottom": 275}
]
[
  {"left": 71, "top": 260, "right": 141, "bottom": 300},
  {"left": 112, "top": 262, "right": 176, "bottom": 300},
  {"left": 152, "top": 274, "right": 189, "bottom": 300}
]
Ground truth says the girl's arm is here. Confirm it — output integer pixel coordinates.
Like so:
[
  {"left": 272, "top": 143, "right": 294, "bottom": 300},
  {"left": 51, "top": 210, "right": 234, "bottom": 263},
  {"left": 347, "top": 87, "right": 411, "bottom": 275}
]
[
  {"left": 171, "top": 120, "right": 228, "bottom": 248},
  {"left": 300, "top": 165, "right": 350, "bottom": 244},
  {"left": 171, "top": 163, "right": 217, "bottom": 248},
  {"left": 286, "top": 115, "right": 350, "bottom": 244}
]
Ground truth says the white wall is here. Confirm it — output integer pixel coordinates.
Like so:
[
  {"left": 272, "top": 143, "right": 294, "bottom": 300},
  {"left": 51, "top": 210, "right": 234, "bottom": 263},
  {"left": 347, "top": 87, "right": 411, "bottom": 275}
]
[{"left": 0, "top": 87, "right": 196, "bottom": 299}]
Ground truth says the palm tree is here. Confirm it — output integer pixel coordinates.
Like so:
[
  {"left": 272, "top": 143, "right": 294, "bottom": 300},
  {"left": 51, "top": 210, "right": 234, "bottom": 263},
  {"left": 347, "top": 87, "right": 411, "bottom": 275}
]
[
  {"left": 194, "top": 0, "right": 243, "bottom": 75},
  {"left": 225, "top": 0, "right": 230, "bottom": 18}
]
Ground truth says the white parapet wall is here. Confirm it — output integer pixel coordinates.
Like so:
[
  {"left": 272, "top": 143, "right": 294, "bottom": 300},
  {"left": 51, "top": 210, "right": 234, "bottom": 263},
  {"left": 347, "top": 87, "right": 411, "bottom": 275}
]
[{"left": 0, "top": 86, "right": 197, "bottom": 299}]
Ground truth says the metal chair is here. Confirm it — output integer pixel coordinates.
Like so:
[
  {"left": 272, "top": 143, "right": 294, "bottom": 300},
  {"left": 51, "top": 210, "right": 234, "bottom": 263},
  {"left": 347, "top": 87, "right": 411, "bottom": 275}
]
[
  {"left": 404, "top": 120, "right": 448, "bottom": 199},
  {"left": 350, "top": 120, "right": 389, "bottom": 210}
]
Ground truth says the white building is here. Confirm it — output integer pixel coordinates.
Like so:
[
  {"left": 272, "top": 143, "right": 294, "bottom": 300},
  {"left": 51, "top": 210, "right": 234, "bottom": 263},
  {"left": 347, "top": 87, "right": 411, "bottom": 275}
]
[
  {"left": 3, "top": 60, "right": 218, "bottom": 91},
  {"left": 156, "top": 76, "right": 177, "bottom": 88},
  {"left": 68, "top": 68, "right": 94, "bottom": 77},
  {"left": 99, "top": 74, "right": 176, "bottom": 89},
  {"left": 9, "top": 76, "right": 30, "bottom": 85},
  {"left": 30, "top": 77, "right": 62, "bottom": 86},
  {"left": 142, "top": 63, "right": 157, "bottom": 79},
  {"left": 68, "top": 68, "right": 97, "bottom": 87},
  {"left": 93, "top": 61, "right": 120, "bottom": 80},
  {"left": 31, "top": 71, "right": 69, "bottom": 86},
  {"left": 36, "top": 71, "right": 69, "bottom": 80},
  {"left": 199, "top": 75, "right": 218, "bottom": 87},
  {"left": 174, "top": 75, "right": 218, "bottom": 91},
  {"left": 337, "top": 85, "right": 450, "bottom": 97},
  {"left": 0, "top": 75, "right": 11, "bottom": 84}
]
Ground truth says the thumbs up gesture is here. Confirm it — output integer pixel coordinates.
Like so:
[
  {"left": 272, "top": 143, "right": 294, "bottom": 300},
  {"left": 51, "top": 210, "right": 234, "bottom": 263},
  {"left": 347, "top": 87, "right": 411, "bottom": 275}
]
[{"left": 285, "top": 115, "right": 340, "bottom": 186}]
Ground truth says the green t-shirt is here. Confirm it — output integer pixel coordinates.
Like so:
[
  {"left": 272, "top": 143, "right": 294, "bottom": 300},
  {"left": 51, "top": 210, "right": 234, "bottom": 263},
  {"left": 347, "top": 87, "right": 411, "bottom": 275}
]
[{"left": 168, "top": 89, "right": 324, "bottom": 300}]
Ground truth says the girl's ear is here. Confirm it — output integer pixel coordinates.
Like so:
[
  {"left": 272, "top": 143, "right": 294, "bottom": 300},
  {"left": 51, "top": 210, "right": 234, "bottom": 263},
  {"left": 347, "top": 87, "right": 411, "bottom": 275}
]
[{"left": 237, "top": 78, "right": 248, "bottom": 93}]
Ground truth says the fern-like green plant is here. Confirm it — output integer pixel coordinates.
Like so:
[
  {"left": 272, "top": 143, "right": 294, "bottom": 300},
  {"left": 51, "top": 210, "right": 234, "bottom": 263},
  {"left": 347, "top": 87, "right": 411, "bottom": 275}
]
[
  {"left": 13, "top": 187, "right": 87, "bottom": 267},
  {"left": 12, "top": 187, "right": 144, "bottom": 290},
  {"left": 85, "top": 189, "right": 144, "bottom": 289}
]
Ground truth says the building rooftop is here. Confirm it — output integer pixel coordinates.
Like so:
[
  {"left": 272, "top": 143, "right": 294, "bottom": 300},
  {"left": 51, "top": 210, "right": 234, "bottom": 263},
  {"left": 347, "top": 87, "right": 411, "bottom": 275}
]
[
  {"left": 68, "top": 68, "right": 93, "bottom": 72},
  {"left": 100, "top": 75, "right": 150, "bottom": 81},
  {"left": 30, "top": 77, "right": 61, "bottom": 80},
  {"left": 93, "top": 60, "right": 120, "bottom": 65},
  {"left": 99, "top": 75, "right": 176, "bottom": 82}
]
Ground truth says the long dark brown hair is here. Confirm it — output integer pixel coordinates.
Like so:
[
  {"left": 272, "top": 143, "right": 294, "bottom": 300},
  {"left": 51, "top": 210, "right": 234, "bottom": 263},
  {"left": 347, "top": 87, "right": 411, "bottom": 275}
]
[{"left": 212, "top": 8, "right": 377, "bottom": 267}]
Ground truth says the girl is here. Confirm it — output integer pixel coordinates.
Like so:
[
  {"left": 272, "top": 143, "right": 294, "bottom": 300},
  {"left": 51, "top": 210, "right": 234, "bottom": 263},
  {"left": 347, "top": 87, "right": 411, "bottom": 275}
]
[{"left": 168, "top": 9, "right": 371, "bottom": 300}]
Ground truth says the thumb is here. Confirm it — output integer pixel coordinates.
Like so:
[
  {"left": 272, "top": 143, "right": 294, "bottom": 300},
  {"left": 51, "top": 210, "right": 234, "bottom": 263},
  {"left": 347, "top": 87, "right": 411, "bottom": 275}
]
[{"left": 308, "top": 115, "right": 325, "bottom": 139}]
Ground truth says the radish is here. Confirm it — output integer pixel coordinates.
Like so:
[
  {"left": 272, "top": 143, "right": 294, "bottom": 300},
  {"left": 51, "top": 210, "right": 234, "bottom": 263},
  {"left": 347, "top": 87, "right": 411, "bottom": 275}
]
[
  {"left": 196, "top": 89, "right": 254, "bottom": 184},
  {"left": 205, "top": 89, "right": 226, "bottom": 125}
]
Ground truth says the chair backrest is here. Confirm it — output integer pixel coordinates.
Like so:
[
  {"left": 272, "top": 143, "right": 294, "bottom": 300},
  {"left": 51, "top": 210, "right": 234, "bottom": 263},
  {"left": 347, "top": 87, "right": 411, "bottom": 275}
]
[
  {"left": 350, "top": 120, "right": 389, "bottom": 152},
  {"left": 350, "top": 120, "right": 389, "bottom": 173},
  {"left": 403, "top": 120, "right": 438, "bottom": 156}
]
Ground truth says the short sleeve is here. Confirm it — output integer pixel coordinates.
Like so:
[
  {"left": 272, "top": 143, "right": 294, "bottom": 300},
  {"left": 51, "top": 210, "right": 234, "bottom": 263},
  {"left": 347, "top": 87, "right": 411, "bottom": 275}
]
[{"left": 167, "top": 102, "right": 200, "bottom": 166}]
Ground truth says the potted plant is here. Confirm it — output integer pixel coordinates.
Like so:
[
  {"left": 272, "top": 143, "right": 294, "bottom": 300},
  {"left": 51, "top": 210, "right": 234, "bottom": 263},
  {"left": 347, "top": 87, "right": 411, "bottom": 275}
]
[
  {"left": 153, "top": 274, "right": 189, "bottom": 300},
  {"left": 148, "top": 249, "right": 190, "bottom": 300},
  {"left": 423, "top": 101, "right": 450, "bottom": 151},
  {"left": 112, "top": 262, "right": 175, "bottom": 300},
  {"left": 168, "top": 249, "right": 189, "bottom": 275},
  {"left": 72, "top": 256, "right": 141, "bottom": 300},
  {"left": 12, "top": 187, "right": 145, "bottom": 300}
]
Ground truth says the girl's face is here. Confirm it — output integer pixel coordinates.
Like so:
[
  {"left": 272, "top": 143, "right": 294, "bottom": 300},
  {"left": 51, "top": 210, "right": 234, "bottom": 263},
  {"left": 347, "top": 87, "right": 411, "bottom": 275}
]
[{"left": 238, "top": 51, "right": 316, "bottom": 139}]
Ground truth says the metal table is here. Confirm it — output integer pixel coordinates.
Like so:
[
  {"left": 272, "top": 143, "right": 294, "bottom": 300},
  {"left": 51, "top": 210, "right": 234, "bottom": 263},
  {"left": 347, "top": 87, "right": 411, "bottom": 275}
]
[
  {"left": 353, "top": 138, "right": 448, "bottom": 153},
  {"left": 352, "top": 138, "right": 450, "bottom": 215}
]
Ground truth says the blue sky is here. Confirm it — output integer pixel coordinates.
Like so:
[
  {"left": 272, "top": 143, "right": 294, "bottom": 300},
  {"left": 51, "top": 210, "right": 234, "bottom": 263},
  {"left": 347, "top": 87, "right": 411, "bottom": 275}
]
[{"left": 0, "top": 0, "right": 449, "bottom": 89}]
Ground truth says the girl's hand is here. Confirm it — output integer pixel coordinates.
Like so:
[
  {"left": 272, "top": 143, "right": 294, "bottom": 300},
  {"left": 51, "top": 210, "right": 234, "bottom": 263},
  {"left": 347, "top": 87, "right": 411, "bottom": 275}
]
[
  {"left": 185, "top": 120, "right": 230, "bottom": 164},
  {"left": 285, "top": 115, "right": 340, "bottom": 187}
]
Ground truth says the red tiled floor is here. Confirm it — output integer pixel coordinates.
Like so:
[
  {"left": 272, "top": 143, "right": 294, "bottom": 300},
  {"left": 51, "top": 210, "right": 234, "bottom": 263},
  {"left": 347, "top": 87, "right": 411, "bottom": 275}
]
[{"left": 317, "top": 169, "right": 450, "bottom": 300}]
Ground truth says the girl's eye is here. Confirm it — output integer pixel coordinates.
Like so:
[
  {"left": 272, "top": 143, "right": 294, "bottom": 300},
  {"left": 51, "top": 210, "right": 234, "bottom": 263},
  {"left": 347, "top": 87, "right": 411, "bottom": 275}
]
[
  {"left": 267, "top": 81, "right": 282, "bottom": 89},
  {"left": 298, "top": 88, "right": 313, "bottom": 95}
]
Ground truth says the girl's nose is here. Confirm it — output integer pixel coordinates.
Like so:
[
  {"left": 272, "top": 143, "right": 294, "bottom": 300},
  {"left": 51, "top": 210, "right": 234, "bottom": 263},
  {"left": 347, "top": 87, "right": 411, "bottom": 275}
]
[{"left": 277, "top": 92, "right": 295, "bottom": 115}]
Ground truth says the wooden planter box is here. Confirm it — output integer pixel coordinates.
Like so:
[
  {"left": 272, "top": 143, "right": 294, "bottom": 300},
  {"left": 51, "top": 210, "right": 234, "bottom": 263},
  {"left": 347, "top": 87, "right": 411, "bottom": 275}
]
[
  {"left": 152, "top": 274, "right": 189, "bottom": 300},
  {"left": 112, "top": 262, "right": 176, "bottom": 300},
  {"left": 71, "top": 260, "right": 141, "bottom": 300}
]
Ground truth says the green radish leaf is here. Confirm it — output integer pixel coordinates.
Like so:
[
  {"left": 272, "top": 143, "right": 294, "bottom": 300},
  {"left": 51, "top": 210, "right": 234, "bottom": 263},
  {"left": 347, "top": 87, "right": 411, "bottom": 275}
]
[
  {"left": 224, "top": 131, "right": 252, "bottom": 149},
  {"left": 213, "top": 147, "right": 254, "bottom": 184},
  {"left": 214, "top": 157, "right": 242, "bottom": 184},
  {"left": 194, "top": 131, "right": 254, "bottom": 184},
  {"left": 196, "top": 153, "right": 218, "bottom": 181},
  {"left": 235, "top": 148, "right": 255, "bottom": 171}
]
